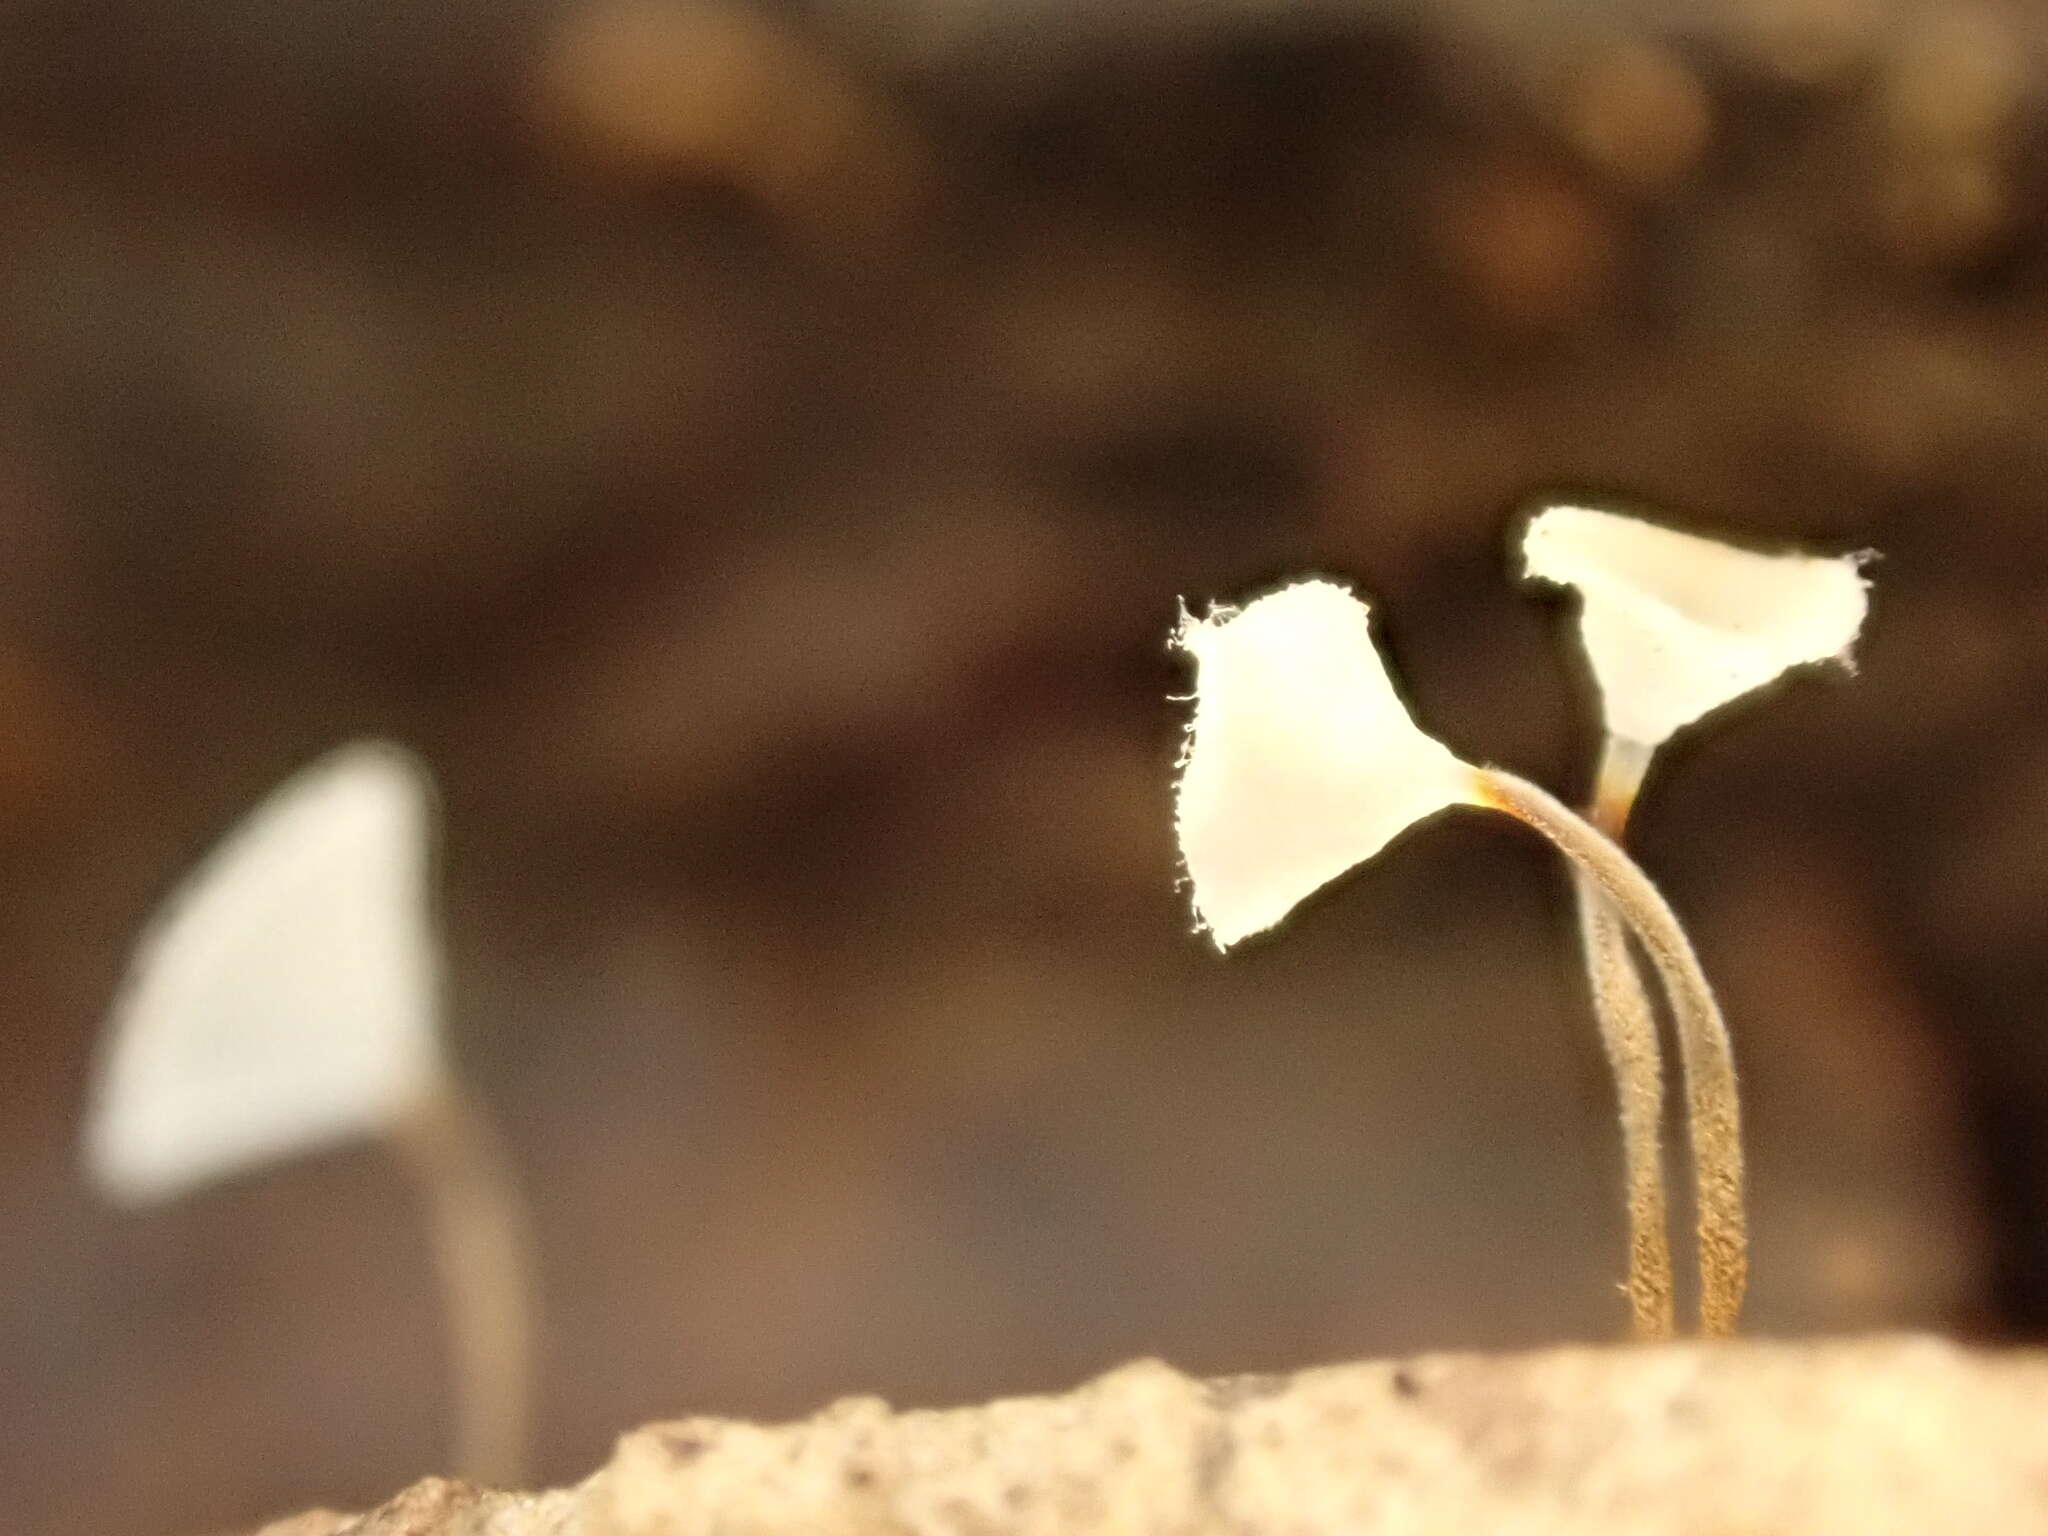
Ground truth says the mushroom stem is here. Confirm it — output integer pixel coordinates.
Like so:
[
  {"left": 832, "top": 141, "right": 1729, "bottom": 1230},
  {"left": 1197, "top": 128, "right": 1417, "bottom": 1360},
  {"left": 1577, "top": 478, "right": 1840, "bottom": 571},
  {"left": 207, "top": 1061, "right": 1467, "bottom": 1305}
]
[
  {"left": 1473, "top": 764, "right": 1745, "bottom": 1337},
  {"left": 1575, "top": 736, "right": 1671, "bottom": 1338},
  {"left": 1575, "top": 864, "right": 1674, "bottom": 1338},
  {"left": 387, "top": 1075, "right": 539, "bottom": 1488},
  {"left": 1588, "top": 735, "right": 1653, "bottom": 840}
]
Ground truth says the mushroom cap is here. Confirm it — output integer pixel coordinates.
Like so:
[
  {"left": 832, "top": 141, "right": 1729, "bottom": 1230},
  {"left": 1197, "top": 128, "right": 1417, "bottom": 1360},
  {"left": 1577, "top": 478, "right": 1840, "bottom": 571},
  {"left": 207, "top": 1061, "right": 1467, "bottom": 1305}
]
[
  {"left": 1522, "top": 504, "right": 1871, "bottom": 749},
  {"left": 84, "top": 741, "right": 442, "bottom": 1203},
  {"left": 1174, "top": 579, "right": 1476, "bottom": 949}
]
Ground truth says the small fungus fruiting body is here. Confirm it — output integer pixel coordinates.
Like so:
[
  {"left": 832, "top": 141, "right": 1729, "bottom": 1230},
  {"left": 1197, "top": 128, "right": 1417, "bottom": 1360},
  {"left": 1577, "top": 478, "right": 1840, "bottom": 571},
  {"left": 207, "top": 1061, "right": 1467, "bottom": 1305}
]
[
  {"left": 84, "top": 742, "right": 533, "bottom": 1485},
  {"left": 1522, "top": 502, "right": 1875, "bottom": 1337}
]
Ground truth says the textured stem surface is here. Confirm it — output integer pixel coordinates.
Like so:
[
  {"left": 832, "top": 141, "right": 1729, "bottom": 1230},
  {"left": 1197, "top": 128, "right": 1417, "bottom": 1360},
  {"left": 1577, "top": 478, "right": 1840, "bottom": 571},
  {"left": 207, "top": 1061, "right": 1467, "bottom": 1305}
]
[
  {"left": 388, "top": 1076, "right": 538, "bottom": 1488},
  {"left": 1474, "top": 765, "right": 1745, "bottom": 1336},
  {"left": 1580, "top": 737, "right": 1671, "bottom": 1337},
  {"left": 1573, "top": 865, "right": 1673, "bottom": 1338}
]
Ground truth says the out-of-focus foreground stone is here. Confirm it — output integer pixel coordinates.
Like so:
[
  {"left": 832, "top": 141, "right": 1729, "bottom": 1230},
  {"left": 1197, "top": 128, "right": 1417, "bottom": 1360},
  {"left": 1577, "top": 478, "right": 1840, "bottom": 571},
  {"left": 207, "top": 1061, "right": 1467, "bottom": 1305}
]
[{"left": 253, "top": 1336, "right": 2048, "bottom": 1534}]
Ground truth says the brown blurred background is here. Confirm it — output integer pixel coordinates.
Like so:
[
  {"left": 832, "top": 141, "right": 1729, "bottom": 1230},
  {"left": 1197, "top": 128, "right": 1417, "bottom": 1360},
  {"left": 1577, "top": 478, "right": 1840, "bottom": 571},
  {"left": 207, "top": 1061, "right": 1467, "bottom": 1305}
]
[{"left": 3, "top": 0, "right": 2045, "bottom": 1529}]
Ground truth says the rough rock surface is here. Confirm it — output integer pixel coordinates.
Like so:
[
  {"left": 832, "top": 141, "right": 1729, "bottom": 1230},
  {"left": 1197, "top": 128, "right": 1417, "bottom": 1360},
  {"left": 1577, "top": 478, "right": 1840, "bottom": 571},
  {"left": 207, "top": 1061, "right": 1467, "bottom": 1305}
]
[{"left": 253, "top": 1336, "right": 2048, "bottom": 1534}]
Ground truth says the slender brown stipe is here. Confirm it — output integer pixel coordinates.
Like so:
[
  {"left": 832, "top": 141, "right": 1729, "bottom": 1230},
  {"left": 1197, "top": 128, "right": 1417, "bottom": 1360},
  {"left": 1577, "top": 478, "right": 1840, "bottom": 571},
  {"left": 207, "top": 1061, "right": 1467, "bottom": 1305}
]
[{"left": 1474, "top": 764, "right": 1746, "bottom": 1337}]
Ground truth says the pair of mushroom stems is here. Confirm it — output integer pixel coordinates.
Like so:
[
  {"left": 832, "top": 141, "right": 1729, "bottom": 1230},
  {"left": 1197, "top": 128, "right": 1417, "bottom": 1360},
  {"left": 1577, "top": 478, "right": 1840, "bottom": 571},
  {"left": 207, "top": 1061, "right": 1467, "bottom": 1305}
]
[
  {"left": 387, "top": 1077, "right": 539, "bottom": 1489},
  {"left": 1471, "top": 753, "right": 1745, "bottom": 1339},
  {"left": 371, "top": 768, "right": 1733, "bottom": 1490}
]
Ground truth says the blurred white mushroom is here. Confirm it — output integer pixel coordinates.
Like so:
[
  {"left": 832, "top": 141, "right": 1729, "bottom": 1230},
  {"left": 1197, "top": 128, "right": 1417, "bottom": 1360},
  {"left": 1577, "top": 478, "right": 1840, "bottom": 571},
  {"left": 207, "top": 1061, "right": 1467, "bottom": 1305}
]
[
  {"left": 83, "top": 742, "right": 533, "bottom": 1486},
  {"left": 1173, "top": 578, "right": 1742, "bottom": 1333},
  {"left": 1519, "top": 503, "right": 1872, "bottom": 1338}
]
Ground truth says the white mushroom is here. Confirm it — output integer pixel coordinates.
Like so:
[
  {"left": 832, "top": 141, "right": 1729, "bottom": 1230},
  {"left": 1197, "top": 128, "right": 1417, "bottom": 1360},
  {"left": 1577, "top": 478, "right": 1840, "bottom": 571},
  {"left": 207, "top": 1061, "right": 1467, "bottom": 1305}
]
[
  {"left": 1518, "top": 503, "right": 1873, "bottom": 1338},
  {"left": 83, "top": 741, "right": 533, "bottom": 1484}
]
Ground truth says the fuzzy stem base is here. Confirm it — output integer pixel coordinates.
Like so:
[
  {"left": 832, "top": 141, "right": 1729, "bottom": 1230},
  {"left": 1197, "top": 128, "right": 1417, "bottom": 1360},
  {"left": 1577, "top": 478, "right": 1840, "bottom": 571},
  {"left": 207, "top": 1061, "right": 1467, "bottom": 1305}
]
[
  {"left": 1574, "top": 864, "right": 1674, "bottom": 1337},
  {"left": 387, "top": 1076, "right": 538, "bottom": 1488},
  {"left": 1580, "top": 736, "right": 1672, "bottom": 1338}
]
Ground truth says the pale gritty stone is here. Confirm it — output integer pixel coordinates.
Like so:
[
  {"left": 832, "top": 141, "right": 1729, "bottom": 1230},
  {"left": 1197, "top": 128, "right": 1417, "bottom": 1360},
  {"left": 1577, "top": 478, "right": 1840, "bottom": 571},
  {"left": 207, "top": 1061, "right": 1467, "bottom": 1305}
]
[{"left": 251, "top": 1337, "right": 2048, "bottom": 1535}]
